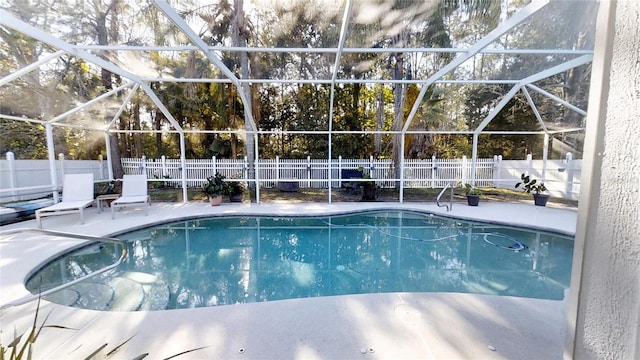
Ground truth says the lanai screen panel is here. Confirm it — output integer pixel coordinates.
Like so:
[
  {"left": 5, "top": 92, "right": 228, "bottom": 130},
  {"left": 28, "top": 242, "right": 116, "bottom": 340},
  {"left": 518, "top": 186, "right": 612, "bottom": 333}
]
[{"left": 0, "top": 0, "right": 599, "bottom": 164}]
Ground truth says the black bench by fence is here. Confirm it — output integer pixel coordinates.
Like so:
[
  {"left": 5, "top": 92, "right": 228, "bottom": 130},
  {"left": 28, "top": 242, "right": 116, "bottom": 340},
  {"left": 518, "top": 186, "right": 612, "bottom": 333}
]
[{"left": 341, "top": 169, "right": 363, "bottom": 195}]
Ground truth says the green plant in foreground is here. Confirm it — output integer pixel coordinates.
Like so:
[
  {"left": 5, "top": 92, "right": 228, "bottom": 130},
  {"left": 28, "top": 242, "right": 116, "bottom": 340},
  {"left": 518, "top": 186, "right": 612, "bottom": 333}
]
[
  {"left": 463, "top": 183, "right": 482, "bottom": 196},
  {"left": 202, "top": 172, "right": 227, "bottom": 197},
  {"left": 515, "top": 173, "right": 547, "bottom": 195},
  {"left": 1, "top": 297, "right": 65, "bottom": 360},
  {"left": 1, "top": 297, "right": 209, "bottom": 359}
]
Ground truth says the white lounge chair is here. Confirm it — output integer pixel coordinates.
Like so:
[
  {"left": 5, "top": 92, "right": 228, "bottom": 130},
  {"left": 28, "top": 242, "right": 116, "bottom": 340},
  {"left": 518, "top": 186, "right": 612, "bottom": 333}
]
[
  {"left": 36, "top": 173, "right": 95, "bottom": 228},
  {"left": 111, "top": 175, "right": 150, "bottom": 219}
]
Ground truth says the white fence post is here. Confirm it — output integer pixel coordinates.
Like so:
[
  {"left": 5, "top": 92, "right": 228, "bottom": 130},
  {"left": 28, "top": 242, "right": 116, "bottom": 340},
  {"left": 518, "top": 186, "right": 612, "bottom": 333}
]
[
  {"left": 462, "top": 155, "right": 468, "bottom": 184},
  {"left": 140, "top": 155, "right": 147, "bottom": 176},
  {"left": 276, "top": 156, "right": 280, "bottom": 185},
  {"left": 98, "top": 154, "right": 105, "bottom": 179},
  {"left": 243, "top": 156, "right": 248, "bottom": 179},
  {"left": 161, "top": 155, "right": 167, "bottom": 178},
  {"left": 369, "top": 155, "right": 375, "bottom": 178},
  {"left": 565, "top": 152, "right": 574, "bottom": 198},
  {"left": 307, "top": 155, "right": 311, "bottom": 188},
  {"left": 338, "top": 155, "right": 343, "bottom": 187},
  {"left": 58, "top": 153, "right": 65, "bottom": 180},
  {"left": 6, "top": 152, "right": 17, "bottom": 197},
  {"left": 431, "top": 155, "right": 437, "bottom": 188},
  {"left": 493, "top": 155, "right": 503, "bottom": 188},
  {"left": 526, "top": 154, "right": 533, "bottom": 175}
]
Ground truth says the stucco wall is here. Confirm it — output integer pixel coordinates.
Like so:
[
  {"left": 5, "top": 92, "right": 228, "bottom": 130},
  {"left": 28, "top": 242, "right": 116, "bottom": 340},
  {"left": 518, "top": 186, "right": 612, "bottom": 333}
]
[{"left": 570, "top": 0, "right": 640, "bottom": 358}]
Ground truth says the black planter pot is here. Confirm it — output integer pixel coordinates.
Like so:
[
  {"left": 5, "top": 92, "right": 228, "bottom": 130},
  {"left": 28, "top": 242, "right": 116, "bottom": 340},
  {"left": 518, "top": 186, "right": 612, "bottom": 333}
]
[
  {"left": 361, "top": 186, "right": 377, "bottom": 201},
  {"left": 466, "top": 194, "right": 480, "bottom": 206},
  {"left": 229, "top": 193, "right": 243, "bottom": 203},
  {"left": 533, "top": 194, "right": 550, "bottom": 206}
]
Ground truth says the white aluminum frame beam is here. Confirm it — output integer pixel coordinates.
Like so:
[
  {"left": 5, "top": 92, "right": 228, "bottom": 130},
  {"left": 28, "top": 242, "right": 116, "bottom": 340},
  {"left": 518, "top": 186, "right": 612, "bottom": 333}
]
[
  {"left": 138, "top": 78, "right": 523, "bottom": 85},
  {"left": 0, "top": 114, "right": 46, "bottom": 124},
  {"left": 526, "top": 84, "right": 588, "bottom": 116},
  {"left": 0, "top": 10, "right": 185, "bottom": 133},
  {"left": 468, "top": 54, "right": 593, "bottom": 183},
  {"left": 48, "top": 81, "right": 136, "bottom": 125},
  {"left": 522, "top": 86, "right": 549, "bottom": 132},
  {"left": 0, "top": 9, "right": 190, "bottom": 202},
  {"left": 153, "top": 0, "right": 257, "bottom": 132},
  {"left": 105, "top": 83, "right": 141, "bottom": 131},
  {"left": 0, "top": 50, "right": 65, "bottom": 87},
  {"left": 76, "top": 44, "right": 593, "bottom": 56},
  {"left": 402, "top": 0, "right": 550, "bottom": 133},
  {"left": 327, "top": 0, "right": 354, "bottom": 203},
  {"left": 474, "top": 54, "right": 593, "bottom": 134}
]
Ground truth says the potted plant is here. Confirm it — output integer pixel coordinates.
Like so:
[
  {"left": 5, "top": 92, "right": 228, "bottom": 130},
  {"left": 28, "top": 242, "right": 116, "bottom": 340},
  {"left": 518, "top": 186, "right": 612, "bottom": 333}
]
[
  {"left": 360, "top": 171, "right": 378, "bottom": 201},
  {"left": 203, "top": 172, "right": 226, "bottom": 206},
  {"left": 225, "top": 177, "right": 246, "bottom": 203},
  {"left": 515, "top": 173, "right": 549, "bottom": 206},
  {"left": 463, "top": 183, "right": 482, "bottom": 206}
]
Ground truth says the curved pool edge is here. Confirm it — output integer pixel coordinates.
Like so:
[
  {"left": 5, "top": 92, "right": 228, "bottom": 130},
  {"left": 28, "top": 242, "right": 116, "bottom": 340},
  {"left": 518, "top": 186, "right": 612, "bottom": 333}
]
[
  {"left": 0, "top": 201, "right": 576, "bottom": 359},
  {"left": 103, "top": 201, "right": 578, "bottom": 238}
]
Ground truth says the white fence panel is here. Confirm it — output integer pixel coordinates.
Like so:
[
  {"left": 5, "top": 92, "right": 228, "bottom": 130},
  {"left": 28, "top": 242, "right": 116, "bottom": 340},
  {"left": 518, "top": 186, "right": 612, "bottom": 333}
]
[
  {"left": 3, "top": 153, "right": 581, "bottom": 202},
  {"left": 494, "top": 154, "right": 582, "bottom": 200},
  {"left": 122, "top": 156, "right": 531, "bottom": 191},
  {"left": 1, "top": 152, "right": 106, "bottom": 202}
]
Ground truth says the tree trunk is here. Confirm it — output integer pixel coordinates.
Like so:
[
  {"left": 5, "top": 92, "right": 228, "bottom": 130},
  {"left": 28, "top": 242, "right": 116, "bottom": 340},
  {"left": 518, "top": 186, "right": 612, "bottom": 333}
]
[
  {"left": 109, "top": 133, "right": 124, "bottom": 179},
  {"left": 375, "top": 85, "right": 384, "bottom": 154},
  {"left": 133, "top": 101, "right": 142, "bottom": 157},
  {"left": 154, "top": 110, "right": 163, "bottom": 159},
  {"left": 232, "top": 0, "right": 256, "bottom": 183}
]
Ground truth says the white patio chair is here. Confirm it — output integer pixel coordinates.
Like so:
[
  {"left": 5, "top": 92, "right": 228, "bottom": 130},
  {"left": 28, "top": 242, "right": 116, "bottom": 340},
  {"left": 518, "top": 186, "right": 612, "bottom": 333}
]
[
  {"left": 111, "top": 175, "right": 150, "bottom": 219},
  {"left": 36, "top": 173, "right": 95, "bottom": 228}
]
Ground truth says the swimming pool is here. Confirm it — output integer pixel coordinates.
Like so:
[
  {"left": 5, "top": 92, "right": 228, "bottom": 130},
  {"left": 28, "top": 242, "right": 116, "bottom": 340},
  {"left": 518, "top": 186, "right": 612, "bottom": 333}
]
[{"left": 25, "top": 210, "right": 573, "bottom": 311}]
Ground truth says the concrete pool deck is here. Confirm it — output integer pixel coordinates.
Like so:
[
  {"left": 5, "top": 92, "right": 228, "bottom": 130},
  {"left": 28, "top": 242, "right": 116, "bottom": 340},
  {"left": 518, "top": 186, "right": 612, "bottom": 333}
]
[{"left": 0, "top": 201, "right": 577, "bottom": 359}]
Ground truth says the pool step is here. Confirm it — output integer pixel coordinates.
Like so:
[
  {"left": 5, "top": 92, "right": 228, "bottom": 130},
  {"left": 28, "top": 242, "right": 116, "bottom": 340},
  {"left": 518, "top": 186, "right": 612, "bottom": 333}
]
[
  {"left": 45, "top": 272, "right": 170, "bottom": 311},
  {"left": 54, "top": 282, "right": 115, "bottom": 310},
  {"left": 108, "top": 277, "right": 145, "bottom": 311},
  {"left": 121, "top": 272, "right": 170, "bottom": 311}
]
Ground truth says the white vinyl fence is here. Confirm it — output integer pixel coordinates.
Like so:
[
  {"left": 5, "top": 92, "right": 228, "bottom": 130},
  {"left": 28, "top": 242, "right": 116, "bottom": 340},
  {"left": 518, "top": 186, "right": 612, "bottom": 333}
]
[
  {"left": 493, "top": 153, "right": 581, "bottom": 200},
  {"left": 121, "top": 155, "right": 497, "bottom": 190},
  {"left": 1, "top": 152, "right": 581, "bottom": 203},
  {"left": 0, "top": 152, "right": 108, "bottom": 202}
]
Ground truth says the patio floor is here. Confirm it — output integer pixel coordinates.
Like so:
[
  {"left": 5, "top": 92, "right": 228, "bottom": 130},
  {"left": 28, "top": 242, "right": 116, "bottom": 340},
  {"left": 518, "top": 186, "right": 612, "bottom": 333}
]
[{"left": 0, "top": 201, "right": 576, "bottom": 359}]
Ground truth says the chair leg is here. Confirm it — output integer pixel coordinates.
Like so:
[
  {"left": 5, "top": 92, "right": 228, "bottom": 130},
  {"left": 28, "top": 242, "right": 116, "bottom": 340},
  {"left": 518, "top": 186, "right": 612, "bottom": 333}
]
[
  {"left": 111, "top": 205, "right": 116, "bottom": 220},
  {"left": 36, "top": 212, "right": 42, "bottom": 229},
  {"left": 80, "top": 209, "right": 84, "bottom": 224}
]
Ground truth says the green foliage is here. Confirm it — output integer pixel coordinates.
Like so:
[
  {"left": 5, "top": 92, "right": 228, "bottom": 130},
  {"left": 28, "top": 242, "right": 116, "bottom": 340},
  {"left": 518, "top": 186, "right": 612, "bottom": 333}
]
[
  {"left": 465, "top": 85, "right": 544, "bottom": 159},
  {"left": 202, "top": 172, "right": 227, "bottom": 197},
  {"left": 224, "top": 173, "right": 246, "bottom": 196},
  {"left": 515, "top": 173, "right": 547, "bottom": 195},
  {"left": 463, "top": 183, "right": 482, "bottom": 196},
  {"left": 1, "top": 298, "right": 49, "bottom": 360},
  {"left": 0, "top": 121, "right": 48, "bottom": 159},
  {"left": 0, "top": 297, "right": 209, "bottom": 359}
]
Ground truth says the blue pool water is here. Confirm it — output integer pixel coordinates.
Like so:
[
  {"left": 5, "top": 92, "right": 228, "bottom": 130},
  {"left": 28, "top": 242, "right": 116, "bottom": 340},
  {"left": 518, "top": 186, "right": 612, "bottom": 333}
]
[{"left": 26, "top": 210, "right": 573, "bottom": 311}]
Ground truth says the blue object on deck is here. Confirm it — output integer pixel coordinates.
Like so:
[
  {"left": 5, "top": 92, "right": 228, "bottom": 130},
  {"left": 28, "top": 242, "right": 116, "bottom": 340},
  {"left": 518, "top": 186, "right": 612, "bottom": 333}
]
[
  {"left": 341, "top": 169, "right": 363, "bottom": 195},
  {"left": 0, "top": 198, "right": 54, "bottom": 223}
]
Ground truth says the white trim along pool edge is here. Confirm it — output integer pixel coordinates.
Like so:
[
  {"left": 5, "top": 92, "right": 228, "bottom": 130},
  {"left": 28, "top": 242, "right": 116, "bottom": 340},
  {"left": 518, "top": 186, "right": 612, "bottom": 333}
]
[{"left": 0, "top": 201, "right": 576, "bottom": 359}]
